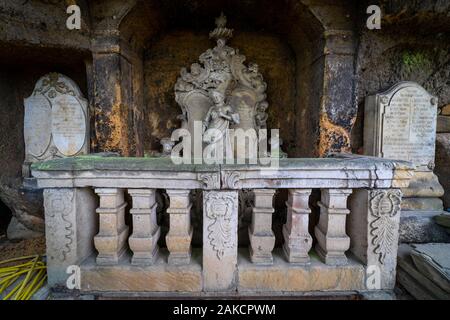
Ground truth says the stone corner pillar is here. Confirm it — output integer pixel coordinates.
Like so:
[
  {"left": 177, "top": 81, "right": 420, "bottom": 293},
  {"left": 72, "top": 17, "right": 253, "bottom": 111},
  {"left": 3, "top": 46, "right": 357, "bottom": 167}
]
[
  {"left": 43, "top": 188, "right": 97, "bottom": 287},
  {"left": 348, "top": 188, "right": 403, "bottom": 290}
]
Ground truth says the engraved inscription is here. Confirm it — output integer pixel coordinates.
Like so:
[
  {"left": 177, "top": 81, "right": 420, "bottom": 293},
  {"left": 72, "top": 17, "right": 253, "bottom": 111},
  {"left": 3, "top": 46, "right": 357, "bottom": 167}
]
[{"left": 381, "top": 84, "right": 437, "bottom": 167}]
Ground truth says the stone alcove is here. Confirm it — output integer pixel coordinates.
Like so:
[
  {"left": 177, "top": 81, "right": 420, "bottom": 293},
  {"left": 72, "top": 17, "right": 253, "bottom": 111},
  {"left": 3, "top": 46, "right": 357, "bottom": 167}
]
[
  {"left": 111, "top": 0, "right": 355, "bottom": 247},
  {"left": 0, "top": 44, "right": 90, "bottom": 237},
  {"left": 115, "top": 0, "right": 355, "bottom": 158}
]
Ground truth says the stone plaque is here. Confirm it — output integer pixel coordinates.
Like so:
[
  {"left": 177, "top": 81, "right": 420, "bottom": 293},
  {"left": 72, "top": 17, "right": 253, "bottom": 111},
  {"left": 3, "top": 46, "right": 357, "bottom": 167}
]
[
  {"left": 364, "top": 81, "right": 438, "bottom": 170},
  {"left": 23, "top": 73, "right": 89, "bottom": 167},
  {"left": 24, "top": 95, "right": 52, "bottom": 158},
  {"left": 52, "top": 94, "right": 87, "bottom": 156}
]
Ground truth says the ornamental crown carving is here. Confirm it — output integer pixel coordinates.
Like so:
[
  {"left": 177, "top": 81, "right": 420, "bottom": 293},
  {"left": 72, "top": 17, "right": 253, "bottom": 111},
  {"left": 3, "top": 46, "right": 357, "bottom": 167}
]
[{"left": 174, "top": 13, "right": 269, "bottom": 135}]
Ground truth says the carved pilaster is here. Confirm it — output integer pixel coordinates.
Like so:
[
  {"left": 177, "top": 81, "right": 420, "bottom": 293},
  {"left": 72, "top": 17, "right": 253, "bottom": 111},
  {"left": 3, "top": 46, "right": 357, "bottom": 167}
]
[
  {"left": 348, "top": 189, "right": 403, "bottom": 289},
  {"left": 314, "top": 189, "right": 352, "bottom": 265},
  {"left": 94, "top": 188, "right": 129, "bottom": 265},
  {"left": 165, "top": 189, "right": 193, "bottom": 265},
  {"left": 282, "top": 189, "right": 312, "bottom": 263},
  {"left": 43, "top": 188, "right": 97, "bottom": 286},
  {"left": 203, "top": 190, "right": 238, "bottom": 291},
  {"left": 128, "top": 189, "right": 160, "bottom": 265},
  {"left": 248, "top": 189, "right": 276, "bottom": 264}
]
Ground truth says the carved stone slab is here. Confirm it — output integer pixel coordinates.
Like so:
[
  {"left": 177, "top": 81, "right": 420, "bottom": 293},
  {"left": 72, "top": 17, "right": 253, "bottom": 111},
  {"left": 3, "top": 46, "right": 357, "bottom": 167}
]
[
  {"left": 202, "top": 190, "right": 238, "bottom": 291},
  {"left": 24, "top": 73, "right": 89, "bottom": 166},
  {"left": 364, "top": 81, "right": 438, "bottom": 170},
  {"left": 174, "top": 14, "right": 269, "bottom": 157}
]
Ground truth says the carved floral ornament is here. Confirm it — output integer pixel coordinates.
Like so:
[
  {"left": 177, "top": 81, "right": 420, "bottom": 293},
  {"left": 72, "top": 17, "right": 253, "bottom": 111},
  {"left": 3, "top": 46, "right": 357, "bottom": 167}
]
[
  {"left": 35, "top": 72, "right": 79, "bottom": 98},
  {"left": 369, "top": 189, "right": 402, "bottom": 264},
  {"left": 174, "top": 13, "right": 269, "bottom": 131},
  {"left": 204, "top": 191, "right": 237, "bottom": 260}
]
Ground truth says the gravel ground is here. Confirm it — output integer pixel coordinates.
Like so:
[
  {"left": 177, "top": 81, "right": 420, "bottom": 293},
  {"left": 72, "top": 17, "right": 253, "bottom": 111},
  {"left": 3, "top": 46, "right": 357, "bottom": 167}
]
[{"left": 0, "top": 234, "right": 46, "bottom": 263}]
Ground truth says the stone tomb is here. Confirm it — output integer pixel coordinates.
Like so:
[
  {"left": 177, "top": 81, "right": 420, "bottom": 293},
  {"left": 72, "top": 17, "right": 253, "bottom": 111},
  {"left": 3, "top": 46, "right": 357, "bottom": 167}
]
[
  {"left": 23, "top": 73, "right": 89, "bottom": 178},
  {"left": 364, "top": 82, "right": 448, "bottom": 243}
]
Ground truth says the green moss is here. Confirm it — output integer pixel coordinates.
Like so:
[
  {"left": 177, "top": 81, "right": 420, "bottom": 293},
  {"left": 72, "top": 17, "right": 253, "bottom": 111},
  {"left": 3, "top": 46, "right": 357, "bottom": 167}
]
[{"left": 402, "top": 51, "right": 431, "bottom": 72}]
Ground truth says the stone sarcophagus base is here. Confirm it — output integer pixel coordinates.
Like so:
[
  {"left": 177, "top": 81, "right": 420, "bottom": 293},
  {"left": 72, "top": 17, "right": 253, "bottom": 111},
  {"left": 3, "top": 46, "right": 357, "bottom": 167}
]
[{"left": 32, "top": 156, "right": 414, "bottom": 296}]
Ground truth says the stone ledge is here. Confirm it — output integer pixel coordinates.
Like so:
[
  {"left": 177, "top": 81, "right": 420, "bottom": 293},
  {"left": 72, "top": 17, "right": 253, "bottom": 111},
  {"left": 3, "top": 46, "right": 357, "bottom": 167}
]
[
  {"left": 80, "top": 250, "right": 202, "bottom": 292},
  {"left": 80, "top": 248, "right": 367, "bottom": 294},
  {"left": 238, "top": 249, "right": 366, "bottom": 292}
]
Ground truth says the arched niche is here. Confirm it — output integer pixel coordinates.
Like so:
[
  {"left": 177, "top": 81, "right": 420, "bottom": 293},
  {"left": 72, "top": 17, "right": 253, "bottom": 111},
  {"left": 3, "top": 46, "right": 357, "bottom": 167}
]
[{"left": 116, "top": 0, "right": 350, "bottom": 157}]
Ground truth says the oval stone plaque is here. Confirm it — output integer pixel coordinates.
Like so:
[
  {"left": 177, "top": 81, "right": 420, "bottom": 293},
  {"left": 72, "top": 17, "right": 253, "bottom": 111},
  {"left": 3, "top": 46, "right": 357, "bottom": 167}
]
[
  {"left": 51, "top": 94, "right": 87, "bottom": 156},
  {"left": 24, "top": 95, "right": 52, "bottom": 158}
]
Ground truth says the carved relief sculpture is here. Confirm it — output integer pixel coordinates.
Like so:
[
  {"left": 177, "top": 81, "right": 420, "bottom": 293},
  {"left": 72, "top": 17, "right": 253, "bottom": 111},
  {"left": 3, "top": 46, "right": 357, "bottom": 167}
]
[
  {"left": 23, "top": 73, "right": 89, "bottom": 177},
  {"left": 174, "top": 13, "right": 269, "bottom": 157},
  {"left": 369, "top": 189, "right": 402, "bottom": 264}
]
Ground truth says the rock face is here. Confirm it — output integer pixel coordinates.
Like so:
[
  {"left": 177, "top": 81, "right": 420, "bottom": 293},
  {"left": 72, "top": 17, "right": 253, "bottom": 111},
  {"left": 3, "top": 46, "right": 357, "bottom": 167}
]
[
  {"left": 0, "top": 70, "right": 44, "bottom": 238},
  {"left": 436, "top": 133, "right": 450, "bottom": 210}
]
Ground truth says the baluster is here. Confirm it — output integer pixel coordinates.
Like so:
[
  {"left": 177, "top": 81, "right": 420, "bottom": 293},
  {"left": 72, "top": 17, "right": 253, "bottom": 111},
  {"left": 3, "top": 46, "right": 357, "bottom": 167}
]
[
  {"left": 128, "top": 189, "right": 160, "bottom": 265},
  {"left": 314, "top": 188, "right": 352, "bottom": 265},
  {"left": 248, "top": 189, "right": 276, "bottom": 264},
  {"left": 165, "top": 189, "right": 193, "bottom": 265},
  {"left": 282, "top": 189, "right": 312, "bottom": 263},
  {"left": 94, "top": 188, "right": 129, "bottom": 265}
]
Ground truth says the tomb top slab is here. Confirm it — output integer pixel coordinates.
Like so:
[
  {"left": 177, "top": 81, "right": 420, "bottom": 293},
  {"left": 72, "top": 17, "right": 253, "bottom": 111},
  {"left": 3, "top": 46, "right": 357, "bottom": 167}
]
[{"left": 31, "top": 155, "right": 414, "bottom": 190}]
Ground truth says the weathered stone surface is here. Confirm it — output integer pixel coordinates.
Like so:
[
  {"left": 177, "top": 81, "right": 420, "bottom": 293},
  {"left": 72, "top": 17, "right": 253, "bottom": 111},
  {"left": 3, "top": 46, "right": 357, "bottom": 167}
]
[
  {"left": 81, "top": 251, "right": 202, "bottom": 292},
  {"left": 43, "top": 188, "right": 97, "bottom": 287},
  {"left": 364, "top": 81, "right": 438, "bottom": 170},
  {"left": 441, "top": 104, "right": 450, "bottom": 116},
  {"left": 282, "top": 189, "right": 312, "bottom": 264},
  {"left": 435, "top": 133, "right": 450, "bottom": 209},
  {"left": 437, "top": 115, "right": 450, "bottom": 133},
  {"left": 401, "top": 171, "right": 444, "bottom": 198},
  {"left": 397, "top": 244, "right": 450, "bottom": 299},
  {"left": 399, "top": 211, "right": 450, "bottom": 243},
  {"left": 315, "top": 189, "right": 352, "bottom": 265},
  {"left": 165, "top": 189, "right": 193, "bottom": 265},
  {"left": 6, "top": 216, "right": 42, "bottom": 240},
  {"left": 348, "top": 189, "right": 403, "bottom": 290},
  {"left": 396, "top": 267, "right": 436, "bottom": 300},
  {"left": 401, "top": 198, "right": 444, "bottom": 212},
  {"left": 128, "top": 189, "right": 160, "bottom": 265},
  {"left": 410, "top": 243, "right": 450, "bottom": 293},
  {"left": 238, "top": 249, "right": 365, "bottom": 292},
  {"left": 24, "top": 73, "right": 89, "bottom": 164},
  {"left": 203, "top": 190, "right": 238, "bottom": 291},
  {"left": 94, "top": 188, "right": 129, "bottom": 265},
  {"left": 248, "top": 189, "right": 276, "bottom": 264}
]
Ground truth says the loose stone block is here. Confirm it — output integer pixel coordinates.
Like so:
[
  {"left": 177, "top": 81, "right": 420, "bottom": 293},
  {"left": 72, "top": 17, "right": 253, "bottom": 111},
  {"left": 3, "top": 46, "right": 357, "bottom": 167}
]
[
  {"left": 348, "top": 189, "right": 402, "bottom": 290},
  {"left": 248, "top": 189, "right": 276, "bottom": 264},
  {"left": 128, "top": 189, "right": 160, "bottom": 265},
  {"left": 165, "top": 189, "right": 193, "bottom": 265},
  {"left": 314, "top": 189, "right": 352, "bottom": 265},
  {"left": 203, "top": 190, "right": 238, "bottom": 291},
  {"left": 282, "top": 189, "right": 312, "bottom": 263},
  {"left": 94, "top": 188, "right": 129, "bottom": 265},
  {"left": 43, "top": 188, "right": 97, "bottom": 287}
]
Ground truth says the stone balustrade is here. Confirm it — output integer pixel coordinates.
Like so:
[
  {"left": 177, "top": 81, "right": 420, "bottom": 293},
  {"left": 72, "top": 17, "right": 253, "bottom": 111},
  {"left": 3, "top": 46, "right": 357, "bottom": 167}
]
[{"left": 32, "top": 155, "right": 414, "bottom": 295}]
